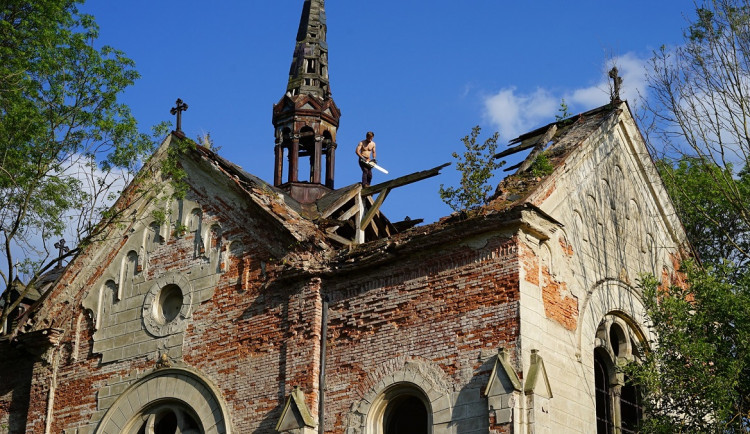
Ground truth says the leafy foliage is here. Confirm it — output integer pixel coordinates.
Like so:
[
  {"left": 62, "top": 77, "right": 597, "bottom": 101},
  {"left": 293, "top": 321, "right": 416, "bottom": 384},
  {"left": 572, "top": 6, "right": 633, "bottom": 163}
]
[
  {"left": 529, "top": 153, "right": 554, "bottom": 178},
  {"left": 555, "top": 98, "right": 571, "bottom": 121},
  {"left": 644, "top": 0, "right": 750, "bottom": 266},
  {"left": 161, "top": 136, "right": 196, "bottom": 201},
  {"left": 627, "top": 264, "right": 750, "bottom": 433},
  {"left": 0, "top": 0, "right": 155, "bottom": 332},
  {"left": 439, "top": 126, "right": 504, "bottom": 211},
  {"left": 657, "top": 158, "right": 750, "bottom": 271},
  {"left": 628, "top": 2, "right": 750, "bottom": 429}
]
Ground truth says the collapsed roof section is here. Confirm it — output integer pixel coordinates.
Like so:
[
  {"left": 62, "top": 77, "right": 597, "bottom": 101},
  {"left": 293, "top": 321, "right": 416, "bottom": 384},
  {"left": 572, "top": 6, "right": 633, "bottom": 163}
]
[
  {"left": 191, "top": 143, "right": 450, "bottom": 248},
  {"left": 193, "top": 103, "right": 626, "bottom": 252},
  {"left": 488, "top": 103, "right": 623, "bottom": 210}
]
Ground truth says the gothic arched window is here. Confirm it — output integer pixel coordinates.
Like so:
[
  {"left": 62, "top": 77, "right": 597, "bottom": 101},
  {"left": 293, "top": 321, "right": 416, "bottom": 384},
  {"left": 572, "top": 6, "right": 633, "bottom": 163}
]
[
  {"left": 595, "top": 314, "right": 644, "bottom": 434},
  {"left": 595, "top": 351, "right": 614, "bottom": 434}
]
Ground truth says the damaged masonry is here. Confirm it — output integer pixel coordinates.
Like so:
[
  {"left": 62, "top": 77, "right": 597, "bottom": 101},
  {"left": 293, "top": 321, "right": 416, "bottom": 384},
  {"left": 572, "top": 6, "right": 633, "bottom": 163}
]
[{"left": 0, "top": 1, "right": 690, "bottom": 434}]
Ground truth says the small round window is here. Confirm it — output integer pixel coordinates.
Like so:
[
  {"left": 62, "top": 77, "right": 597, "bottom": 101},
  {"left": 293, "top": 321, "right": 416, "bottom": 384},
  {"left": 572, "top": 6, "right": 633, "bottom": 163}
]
[
  {"left": 157, "top": 284, "right": 183, "bottom": 324},
  {"left": 142, "top": 274, "right": 192, "bottom": 337}
]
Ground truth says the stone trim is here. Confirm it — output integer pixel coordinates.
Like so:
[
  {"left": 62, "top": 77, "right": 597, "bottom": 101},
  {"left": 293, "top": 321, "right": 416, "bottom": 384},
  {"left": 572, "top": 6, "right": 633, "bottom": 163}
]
[
  {"left": 142, "top": 273, "right": 193, "bottom": 337},
  {"left": 345, "top": 357, "right": 452, "bottom": 434},
  {"left": 575, "top": 278, "right": 652, "bottom": 359},
  {"left": 94, "top": 367, "right": 231, "bottom": 434}
]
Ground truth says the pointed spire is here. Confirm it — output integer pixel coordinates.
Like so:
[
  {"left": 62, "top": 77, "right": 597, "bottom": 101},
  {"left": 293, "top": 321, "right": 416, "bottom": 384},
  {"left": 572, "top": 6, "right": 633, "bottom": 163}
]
[{"left": 287, "top": 0, "right": 330, "bottom": 99}]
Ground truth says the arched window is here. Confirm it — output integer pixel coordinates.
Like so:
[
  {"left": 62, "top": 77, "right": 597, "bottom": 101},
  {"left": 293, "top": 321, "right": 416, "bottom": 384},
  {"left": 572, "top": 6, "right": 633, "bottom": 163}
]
[
  {"left": 384, "top": 394, "right": 429, "bottom": 434},
  {"left": 97, "top": 368, "right": 230, "bottom": 434},
  {"left": 130, "top": 401, "right": 201, "bottom": 434},
  {"left": 595, "top": 314, "right": 643, "bottom": 434},
  {"left": 368, "top": 383, "right": 431, "bottom": 434},
  {"left": 594, "top": 351, "right": 613, "bottom": 434}
]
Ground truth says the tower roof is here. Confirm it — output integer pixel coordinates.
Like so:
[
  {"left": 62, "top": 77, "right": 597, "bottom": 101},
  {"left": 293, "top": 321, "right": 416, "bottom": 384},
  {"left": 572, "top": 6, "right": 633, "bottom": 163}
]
[{"left": 286, "top": 0, "right": 330, "bottom": 99}]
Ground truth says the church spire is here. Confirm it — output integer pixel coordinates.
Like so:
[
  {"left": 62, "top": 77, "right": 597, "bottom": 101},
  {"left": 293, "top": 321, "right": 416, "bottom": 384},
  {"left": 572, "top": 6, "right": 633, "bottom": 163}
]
[
  {"left": 286, "top": 0, "right": 330, "bottom": 99},
  {"left": 272, "top": 0, "right": 341, "bottom": 203}
]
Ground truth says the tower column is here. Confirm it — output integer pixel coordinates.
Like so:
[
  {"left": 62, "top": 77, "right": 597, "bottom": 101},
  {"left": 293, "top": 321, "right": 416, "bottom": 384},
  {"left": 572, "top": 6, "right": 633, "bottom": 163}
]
[
  {"left": 274, "top": 144, "right": 284, "bottom": 186},
  {"left": 325, "top": 142, "right": 336, "bottom": 189},
  {"left": 289, "top": 137, "right": 300, "bottom": 183},
  {"left": 313, "top": 138, "right": 322, "bottom": 184}
]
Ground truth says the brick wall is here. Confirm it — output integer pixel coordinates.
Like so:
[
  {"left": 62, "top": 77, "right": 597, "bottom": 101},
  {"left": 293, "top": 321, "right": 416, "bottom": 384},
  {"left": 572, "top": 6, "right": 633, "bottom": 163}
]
[
  {"left": 0, "top": 341, "right": 34, "bottom": 433},
  {"left": 324, "top": 234, "right": 520, "bottom": 433}
]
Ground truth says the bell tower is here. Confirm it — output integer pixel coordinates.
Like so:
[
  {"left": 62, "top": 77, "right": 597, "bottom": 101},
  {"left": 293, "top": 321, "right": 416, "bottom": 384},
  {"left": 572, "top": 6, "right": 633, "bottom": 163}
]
[{"left": 273, "top": 0, "right": 341, "bottom": 203}]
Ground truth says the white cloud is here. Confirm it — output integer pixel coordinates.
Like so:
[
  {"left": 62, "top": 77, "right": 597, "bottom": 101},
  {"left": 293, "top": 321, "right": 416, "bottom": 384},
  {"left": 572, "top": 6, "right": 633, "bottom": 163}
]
[
  {"left": 483, "top": 52, "right": 649, "bottom": 142},
  {"left": 484, "top": 87, "right": 558, "bottom": 141}
]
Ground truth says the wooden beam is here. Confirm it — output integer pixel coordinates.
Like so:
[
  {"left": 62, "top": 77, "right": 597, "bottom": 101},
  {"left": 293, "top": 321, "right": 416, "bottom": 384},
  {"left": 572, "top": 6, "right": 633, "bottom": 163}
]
[
  {"left": 493, "top": 137, "right": 540, "bottom": 159},
  {"left": 392, "top": 218, "right": 423, "bottom": 232},
  {"left": 326, "top": 232, "right": 354, "bottom": 246},
  {"left": 338, "top": 204, "right": 359, "bottom": 221},
  {"left": 516, "top": 125, "right": 557, "bottom": 173},
  {"left": 355, "top": 193, "right": 365, "bottom": 244},
  {"left": 360, "top": 188, "right": 390, "bottom": 229},
  {"left": 319, "top": 185, "right": 361, "bottom": 218},
  {"left": 361, "top": 162, "right": 451, "bottom": 197}
]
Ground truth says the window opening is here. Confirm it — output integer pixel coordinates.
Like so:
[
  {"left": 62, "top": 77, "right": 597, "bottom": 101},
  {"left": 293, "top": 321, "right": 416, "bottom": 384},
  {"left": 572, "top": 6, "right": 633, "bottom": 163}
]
[
  {"left": 595, "top": 352, "right": 613, "bottom": 434},
  {"left": 384, "top": 395, "right": 428, "bottom": 434},
  {"left": 157, "top": 284, "right": 182, "bottom": 324},
  {"left": 620, "top": 380, "right": 641, "bottom": 434}
]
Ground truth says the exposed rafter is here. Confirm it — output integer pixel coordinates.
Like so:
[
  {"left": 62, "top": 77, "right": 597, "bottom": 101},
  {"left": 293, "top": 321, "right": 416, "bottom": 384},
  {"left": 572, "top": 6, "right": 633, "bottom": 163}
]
[{"left": 316, "top": 163, "right": 451, "bottom": 246}]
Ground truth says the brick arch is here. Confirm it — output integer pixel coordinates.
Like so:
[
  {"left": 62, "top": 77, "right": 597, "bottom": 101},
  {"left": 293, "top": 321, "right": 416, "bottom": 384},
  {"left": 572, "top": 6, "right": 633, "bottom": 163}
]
[
  {"left": 344, "top": 357, "right": 452, "bottom": 433},
  {"left": 95, "top": 367, "right": 231, "bottom": 434}
]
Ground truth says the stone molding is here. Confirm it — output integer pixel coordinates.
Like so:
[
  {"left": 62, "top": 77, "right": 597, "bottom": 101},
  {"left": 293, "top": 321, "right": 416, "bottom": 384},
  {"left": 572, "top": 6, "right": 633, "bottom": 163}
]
[
  {"left": 345, "top": 357, "right": 452, "bottom": 433},
  {"left": 142, "top": 272, "right": 193, "bottom": 337},
  {"left": 94, "top": 366, "right": 231, "bottom": 434}
]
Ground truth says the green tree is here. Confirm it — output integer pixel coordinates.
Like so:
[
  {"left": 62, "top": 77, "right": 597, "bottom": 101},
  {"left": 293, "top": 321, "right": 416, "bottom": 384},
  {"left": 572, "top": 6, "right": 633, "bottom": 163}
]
[
  {"left": 644, "top": 0, "right": 750, "bottom": 266},
  {"left": 439, "top": 126, "right": 504, "bottom": 211},
  {"left": 0, "top": 0, "right": 155, "bottom": 333},
  {"left": 657, "top": 158, "right": 750, "bottom": 271},
  {"left": 629, "top": 0, "right": 750, "bottom": 431},
  {"left": 628, "top": 265, "right": 750, "bottom": 433}
]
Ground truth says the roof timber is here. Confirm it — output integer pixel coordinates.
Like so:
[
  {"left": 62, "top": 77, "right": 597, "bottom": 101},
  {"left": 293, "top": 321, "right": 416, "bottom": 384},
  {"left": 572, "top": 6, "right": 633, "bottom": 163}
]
[
  {"left": 497, "top": 124, "right": 558, "bottom": 174},
  {"left": 361, "top": 162, "right": 450, "bottom": 196},
  {"left": 317, "top": 162, "right": 451, "bottom": 246}
]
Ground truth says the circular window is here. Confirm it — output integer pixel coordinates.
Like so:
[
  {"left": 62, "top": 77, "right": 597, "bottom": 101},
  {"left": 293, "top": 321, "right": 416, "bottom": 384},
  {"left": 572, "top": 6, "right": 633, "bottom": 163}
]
[
  {"left": 157, "top": 284, "right": 183, "bottom": 324},
  {"left": 143, "top": 274, "right": 192, "bottom": 337}
]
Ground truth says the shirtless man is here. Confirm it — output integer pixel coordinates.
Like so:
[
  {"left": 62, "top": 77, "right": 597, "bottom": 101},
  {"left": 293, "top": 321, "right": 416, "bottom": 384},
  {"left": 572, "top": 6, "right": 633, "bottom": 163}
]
[{"left": 355, "top": 131, "right": 377, "bottom": 187}]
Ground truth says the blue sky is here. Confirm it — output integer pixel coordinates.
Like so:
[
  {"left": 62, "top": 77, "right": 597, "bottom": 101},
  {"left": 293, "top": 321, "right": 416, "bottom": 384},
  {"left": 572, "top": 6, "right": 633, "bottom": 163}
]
[{"left": 81, "top": 1, "right": 695, "bottom": 225}]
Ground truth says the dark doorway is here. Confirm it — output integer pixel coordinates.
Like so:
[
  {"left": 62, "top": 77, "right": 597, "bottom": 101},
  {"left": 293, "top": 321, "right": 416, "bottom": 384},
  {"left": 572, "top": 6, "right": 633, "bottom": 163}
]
[{"left": 384, "top": 394, "right": 429, "bottom": 434}]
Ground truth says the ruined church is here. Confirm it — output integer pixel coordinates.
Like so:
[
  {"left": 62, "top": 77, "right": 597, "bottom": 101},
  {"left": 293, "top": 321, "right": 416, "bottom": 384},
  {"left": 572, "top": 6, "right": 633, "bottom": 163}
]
[{"left": 0, "top": 1, "right": 689, "bottom": 433}]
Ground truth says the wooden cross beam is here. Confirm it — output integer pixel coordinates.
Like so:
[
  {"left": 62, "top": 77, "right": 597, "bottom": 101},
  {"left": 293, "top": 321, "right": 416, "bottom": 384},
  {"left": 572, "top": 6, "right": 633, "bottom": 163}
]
[{"left": 361, "top": 162, "right": 451, "bottom": 196}]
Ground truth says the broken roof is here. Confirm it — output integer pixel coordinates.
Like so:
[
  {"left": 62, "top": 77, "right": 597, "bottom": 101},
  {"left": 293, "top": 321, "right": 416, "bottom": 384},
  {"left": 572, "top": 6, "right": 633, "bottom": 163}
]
[
  {"left": 317, "top": 102, "right": 628, "bottom": 267},
  {"left": 189, "top": 102, "right": 624, "bottom": 259}
]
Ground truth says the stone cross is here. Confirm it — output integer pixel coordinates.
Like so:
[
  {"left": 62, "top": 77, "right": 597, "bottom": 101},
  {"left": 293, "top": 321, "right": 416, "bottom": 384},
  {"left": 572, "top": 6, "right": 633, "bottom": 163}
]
[
  {"left": 170, "top": 98, "right": 189, "bottom": 133},
  {"left": 608, "top": 67, "right": 623, "bottom": 102},
  {"left": 54, "top": 239, "right": 69, "bottom": 268}
]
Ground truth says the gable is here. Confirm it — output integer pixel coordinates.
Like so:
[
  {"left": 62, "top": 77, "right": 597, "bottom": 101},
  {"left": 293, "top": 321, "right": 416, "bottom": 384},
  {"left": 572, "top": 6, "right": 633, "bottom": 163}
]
[
  {"left": 524, "top": 103, "right": 687, "bottom": 285},
  {"left": 19, "top": 134, "right": 326, "bottom": 363}
]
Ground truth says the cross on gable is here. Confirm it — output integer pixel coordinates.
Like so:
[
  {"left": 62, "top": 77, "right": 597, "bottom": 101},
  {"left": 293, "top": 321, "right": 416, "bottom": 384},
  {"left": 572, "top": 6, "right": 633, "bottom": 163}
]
[
  {"left": 609, "top": 67, "right": 623, "bottom": 102},
  {"left": 54, "top": 239, "right": 69, "bottom": 268},
  {"left": 170, "top": 98, "right": 189, "bottom": 134}
]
